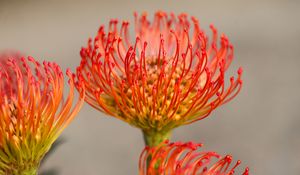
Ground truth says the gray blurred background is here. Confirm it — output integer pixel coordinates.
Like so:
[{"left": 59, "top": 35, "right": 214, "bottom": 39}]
[{"left": 0, "top": 0, "right": 299, "bottom": 174}]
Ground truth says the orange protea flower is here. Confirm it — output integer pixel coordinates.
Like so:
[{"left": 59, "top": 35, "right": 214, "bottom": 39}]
[
  {"left": 139, "top": 141, "right": 249, "bottom": 175},
  {"left": 0, "top": 55, "right": 85, "bottom": 175},
  {"left": 77, "top": 11, "right": 242, "bottom": 146}
]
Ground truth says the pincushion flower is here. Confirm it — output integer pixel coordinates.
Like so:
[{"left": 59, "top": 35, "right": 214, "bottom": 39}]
[
  {"left": 0, "top": 55, "right": 85, "bottom": 175},
  {"left": 139, "top": 140, "right": 249, "bottom": 175},
  {"left": 77, "top": 11, "right": 243, "bottom": 146}
]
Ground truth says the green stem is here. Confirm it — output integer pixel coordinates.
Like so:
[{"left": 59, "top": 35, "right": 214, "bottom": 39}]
[{"left": 142, "top": 130, "right": 172, "bottom": 147}]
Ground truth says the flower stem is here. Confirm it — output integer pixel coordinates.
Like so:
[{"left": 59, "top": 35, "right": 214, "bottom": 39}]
[{"left": 142, "top": 130, "right": 171, "bottom": 147}]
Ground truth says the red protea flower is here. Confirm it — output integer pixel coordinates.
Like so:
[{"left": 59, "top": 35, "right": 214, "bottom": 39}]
[
  {"left": 0, "top": 55, "right": 85, "bottom": 175},
  {"left": 77, "top": 11, "right": 243, "bottom": 146},
  {"left": 139, "top": 140, "right": 249, "bottom": 175}
]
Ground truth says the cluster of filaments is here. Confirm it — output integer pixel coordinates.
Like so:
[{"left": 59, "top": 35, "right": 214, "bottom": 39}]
[
  {"left": 0, "top": 56, "right": 84, "bottom": 174},
  {"left": 78, "top": 11, "right": 242, "bottom": 132},
  {"left": 139, "top": 140, "right": 249, "bottom": 175}
]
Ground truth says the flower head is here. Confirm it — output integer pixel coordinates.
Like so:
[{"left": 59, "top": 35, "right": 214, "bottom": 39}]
[
  {"left": 139, "top": 140, "right": 249, "bottom": 175},
  {"left": 0, "top": 54, "right": 85, "bottom": 174},
  {"left": 77, "top": 11, "right": 242, "bottom": 137}
]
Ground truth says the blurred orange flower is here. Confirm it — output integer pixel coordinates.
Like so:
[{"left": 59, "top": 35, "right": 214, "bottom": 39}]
[{"left": 0, "top": 54, "right": 85, "bottom": 174}]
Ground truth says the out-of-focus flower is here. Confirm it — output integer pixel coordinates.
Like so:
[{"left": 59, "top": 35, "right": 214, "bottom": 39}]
[
  {"left": 139, "top": 140, "right": 249, "bottom": 175},
  {"left": 77, "top": 11, "right": 242, "bottom": 146},
  {"left": 0, "top": 54, "right": 85, "bottom": 175}
]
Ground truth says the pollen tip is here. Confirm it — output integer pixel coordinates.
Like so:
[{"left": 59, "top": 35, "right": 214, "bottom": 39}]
[
  {"left": 243, "top": 167, "right": 250, "bottom": 175},
  {"left": 225, "top": 155, "right": 233, "bottom": 162},
  {"left": 66, "top": 68, "right": 72, "bottom": 76},
  {"left": 238, "top": 67, "right": 243, "bottom": 74},
  {"left": 20, "top": 56, "right": 26, "bottom": 62},
  {"left": 27, "top": 56, "right": 35, "bottom": 62},
  {"left": 98, "top": 25, "right": 104, "bottom": 33}
]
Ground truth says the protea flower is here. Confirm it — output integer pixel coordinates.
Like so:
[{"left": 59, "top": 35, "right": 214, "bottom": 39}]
[
  {"left": 0, "top": 55, "right": 85, "bottom": 175},
  {"left": 77, "top": 11, "right": 243, "bottom": 146},
  {"left": 139, "top": 140, "right": 249, "bottom": 175}
]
